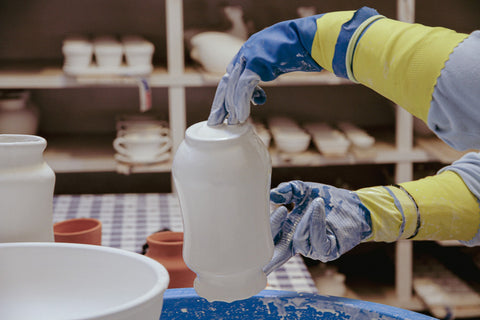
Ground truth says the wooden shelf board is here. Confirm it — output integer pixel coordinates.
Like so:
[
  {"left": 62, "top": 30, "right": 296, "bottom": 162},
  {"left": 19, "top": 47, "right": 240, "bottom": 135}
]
[
  {"left": 0, "top": 62, "right": 352, "bottom": 89},
  {"left": 416, "top": 137, "right": 478, "bottom": 164},
  {"left": 44, "top": 134, "right": 172, "bottom": 174}
]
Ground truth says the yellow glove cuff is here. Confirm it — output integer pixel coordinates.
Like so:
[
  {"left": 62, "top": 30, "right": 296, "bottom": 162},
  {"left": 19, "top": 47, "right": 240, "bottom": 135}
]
[
  {"left": 353, "top": 18, "right": 468, "bottom": 122},
  {"left": 400, "top": 171, "right": 480, "bottom": 241},
  {"left": 311, "top": 11, "right": 355, "bottom": 73},
  {"left": 356, "top": 186, "right": 418, "bottom": 242}
]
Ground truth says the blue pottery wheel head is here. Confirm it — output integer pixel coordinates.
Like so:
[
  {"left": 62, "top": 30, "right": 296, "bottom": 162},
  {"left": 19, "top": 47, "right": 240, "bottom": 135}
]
[{"left": 161, "top": 288, "right": 437, "bottom": 319}]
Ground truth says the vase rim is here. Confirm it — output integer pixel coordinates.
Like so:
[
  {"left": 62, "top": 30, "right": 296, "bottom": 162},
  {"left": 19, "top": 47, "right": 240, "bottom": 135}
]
[
  {"left": 185, "top": 121, "right": 250, "bottom": 145},
  {"left": 147, "top": 231, "right": 184, "bottom": 246},
  {"left": 0, "top": 134, "right": 45, "bottom": 145}
]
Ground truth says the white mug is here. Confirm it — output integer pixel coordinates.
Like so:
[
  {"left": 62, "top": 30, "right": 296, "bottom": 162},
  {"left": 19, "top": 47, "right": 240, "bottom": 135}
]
[
  {"left": 117, "top": 126, "right": 170, "bottom": 138},
  {"left": 113, "top": 133, "right": 172, "bottom": 162},
  {"left": 116, "top": 119, "right": 169, "bottom": 135}
]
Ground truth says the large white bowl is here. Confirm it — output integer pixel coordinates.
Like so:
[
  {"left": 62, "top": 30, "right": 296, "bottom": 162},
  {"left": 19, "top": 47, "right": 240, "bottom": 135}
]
[
  {"left": 190, "top": 31, "right": 244, "bottom": 74},
  {"left": 0, "top": 242, "right": 169, "bottom": 320}
]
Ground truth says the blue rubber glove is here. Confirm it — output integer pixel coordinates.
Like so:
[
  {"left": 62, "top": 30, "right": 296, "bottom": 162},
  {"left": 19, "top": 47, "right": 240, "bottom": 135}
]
[
  {"left": 264, "top": 181, "right": 372, "bottom": 275},
  {"left": 207, "top": 15, "right": 324, "bottom": 126}
]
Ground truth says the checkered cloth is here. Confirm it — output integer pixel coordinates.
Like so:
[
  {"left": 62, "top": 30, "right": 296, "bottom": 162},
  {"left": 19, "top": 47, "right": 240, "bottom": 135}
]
[{"left": 53, "top": 193, "right": 318, "bottom": 293}]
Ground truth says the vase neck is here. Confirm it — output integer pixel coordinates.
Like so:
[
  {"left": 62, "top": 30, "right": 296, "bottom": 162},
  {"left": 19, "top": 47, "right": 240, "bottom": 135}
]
[{"left": 0, "top": 135, "right": 46, "bottom": 169}]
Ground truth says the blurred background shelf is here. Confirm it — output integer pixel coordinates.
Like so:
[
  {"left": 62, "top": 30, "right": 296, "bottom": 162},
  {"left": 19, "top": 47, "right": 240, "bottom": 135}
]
[
  {"left": 44, "top": 134, "right": 172, "bottom": 173},
  {"left": 42, "top": 132, "right": 446, "bottom": 174},
  {"left": 0, "top": 64, "right": 349, "bottom": 89}
]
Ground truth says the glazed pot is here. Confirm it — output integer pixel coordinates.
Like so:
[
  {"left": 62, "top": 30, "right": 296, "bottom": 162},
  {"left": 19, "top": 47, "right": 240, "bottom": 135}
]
[
  {"left": 172, "top": 121, "right": 273, "bottom": 302},
  {"left": 145, "top": 231, "right": 196, "bottom": 289},
  {"left": 0, "top": 135, "right": 55, "bottom": 242}
]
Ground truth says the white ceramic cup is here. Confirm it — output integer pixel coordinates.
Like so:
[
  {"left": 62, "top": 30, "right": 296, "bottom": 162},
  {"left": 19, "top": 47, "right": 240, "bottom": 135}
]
[
  {"left": 113, "top": 133, "right": 172, "bottom": 162},
  {"left": 62, "top": 36, "right": 93, "bottom": 68},
  {"left": 116, "top": 119, "right": 169, "bottom": 134},
  {"left": 122, "top": 36, "right": 155, "bottom": 67},
  {"left": 94, "top": 36, "right": 124, "bottom": 68}
]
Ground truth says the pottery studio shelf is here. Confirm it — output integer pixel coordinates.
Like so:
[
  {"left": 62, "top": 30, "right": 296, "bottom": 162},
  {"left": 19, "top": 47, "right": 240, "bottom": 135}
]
[
  {"left": 0, "top": 61, "right": 350, "bottom": 89},
  {"left": 43, "top": 134, "right": 172, "bottom": 174},
  {"left": 42, "top": 133, "right": 456, "bottom": 175}
]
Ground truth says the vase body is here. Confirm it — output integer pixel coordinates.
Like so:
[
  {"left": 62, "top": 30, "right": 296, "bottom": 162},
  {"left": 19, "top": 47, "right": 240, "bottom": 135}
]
[
  {"left": 0, "top": 91, "right": 39, "bottom": 135},
  {"left": 172, "top": 121, "right": 273, "bottom": 302},
  {"left": 145, "top": 231, "right": 196, "bottom": 288},
  {"left": 0, "top": 135, "right": 55, "bottom": 242}
]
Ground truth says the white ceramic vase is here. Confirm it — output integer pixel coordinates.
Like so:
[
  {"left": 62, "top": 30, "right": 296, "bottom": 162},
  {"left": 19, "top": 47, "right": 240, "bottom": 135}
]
[
  {"left": 172, "top": 121, "right": 273, "bottom": 302},
  {"left": 0, "top": 135, "right": 55, "bottom": 242}
]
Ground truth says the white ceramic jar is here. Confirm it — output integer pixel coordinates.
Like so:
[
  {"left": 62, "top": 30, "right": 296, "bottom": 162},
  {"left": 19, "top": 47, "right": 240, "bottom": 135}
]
[
  {"left": 0, "top": 135, "right": 55, "bottom": 242},
  {"left": 172, "top": 121, "right": 273, "bottom": 302},
  {"left": 0, "top": 91, "right": 39, "bottom": 135}
]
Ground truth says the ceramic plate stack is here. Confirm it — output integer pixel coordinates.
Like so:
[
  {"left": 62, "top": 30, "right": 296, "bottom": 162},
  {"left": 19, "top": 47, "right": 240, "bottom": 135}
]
[
  {"left": 303, "top": 122, "right": 350, "bottom": 157},
  {"left": 268, "top": 117, "right": 311, "bottom": 153}
]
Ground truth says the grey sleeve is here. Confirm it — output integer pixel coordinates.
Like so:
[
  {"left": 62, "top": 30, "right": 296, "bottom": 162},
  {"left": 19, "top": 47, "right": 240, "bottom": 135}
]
[{"left": 428, "top": 31, "right": 480, "bottom": 151}]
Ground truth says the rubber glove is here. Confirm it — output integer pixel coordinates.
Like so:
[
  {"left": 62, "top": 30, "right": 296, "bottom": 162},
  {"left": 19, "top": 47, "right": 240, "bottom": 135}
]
[
  {"left": 207, "top": 14, "right": 324, "bottom": 125},
  {"left": 207, "top": 7, "right": 383, "bottom": 126},
  {"left": 264, "top": 181, "right": 372, "bottom": 274},
  {"left": 264, "top": 170, "right": 480, "bottom": 275}
]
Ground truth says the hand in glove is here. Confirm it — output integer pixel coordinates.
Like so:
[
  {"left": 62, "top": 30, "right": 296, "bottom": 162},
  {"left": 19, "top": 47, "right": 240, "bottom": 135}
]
[
  {"left": 207, "top": 7, "right": 383, "bottom": 126},
  {"left": 207, "top": 15, "right": 324, "bottom": 126},
  {"left": 263, "top": 169, "right": 480, "bottom": 275},
  {"left": 263, "top": 181, "right": 372, "bottom": 275}
]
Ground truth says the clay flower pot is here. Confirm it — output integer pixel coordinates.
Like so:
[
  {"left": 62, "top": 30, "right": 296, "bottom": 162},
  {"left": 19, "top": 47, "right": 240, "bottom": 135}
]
[
  {"left": 145, "top": 231, "right": 196, "bottom": 288},
  {"left": 53, "top": 218, "right": 102, "bottom": 245}
]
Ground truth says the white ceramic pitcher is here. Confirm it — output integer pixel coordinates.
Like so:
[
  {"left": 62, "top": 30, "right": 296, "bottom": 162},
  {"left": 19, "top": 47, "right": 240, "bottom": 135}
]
[
  {"left": 172, "top": 121, "right": 273, "bottom": 302},
  {"left": 0, "top": 135, "right": 55, "bottom": 242}
]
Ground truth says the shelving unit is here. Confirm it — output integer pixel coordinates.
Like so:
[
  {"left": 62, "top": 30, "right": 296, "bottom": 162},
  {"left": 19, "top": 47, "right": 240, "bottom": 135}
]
[{"left": 1, "top": 0, "right": 478, "bottom": 314}]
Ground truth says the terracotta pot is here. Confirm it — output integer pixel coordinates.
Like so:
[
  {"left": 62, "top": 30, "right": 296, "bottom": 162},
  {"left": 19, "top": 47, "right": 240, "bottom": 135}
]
[
  {"left": 145, "top": 231, "right": 195, "bottom": 288},
  {"left": 53, "top": 218, "right": 102, "bottom": 245}
]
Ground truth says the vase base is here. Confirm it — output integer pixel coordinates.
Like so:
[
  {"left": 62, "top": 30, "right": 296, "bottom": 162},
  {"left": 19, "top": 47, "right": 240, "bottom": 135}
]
[{"left": 194, "top": 268, "right": 267, "bottom": 302}]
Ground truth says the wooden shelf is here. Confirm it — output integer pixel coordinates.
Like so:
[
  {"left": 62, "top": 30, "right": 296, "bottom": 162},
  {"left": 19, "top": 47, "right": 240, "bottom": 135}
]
[
  {"left": 44, "top": 134, "right": 172, "bottom": 174},
  {"left": 0, "top": 62, "right": 350, "bottom": 89},
  {"left": 416, "top": 137, "right": 478, "bottom": 164},
  {"left": 43, "top": 133, "right": 441, "bottom": 174}
]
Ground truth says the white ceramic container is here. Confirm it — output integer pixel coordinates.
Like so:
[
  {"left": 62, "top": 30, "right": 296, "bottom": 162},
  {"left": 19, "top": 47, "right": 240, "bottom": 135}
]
[
  {"left": 337, "top": 122, "right": 375, "bottom": 149},
  {"left": 62, "top": 35, "right": 93, "bottom": 69},
  {"left": 304, "top": 122, "right": 351, "bottom": 157},
  {"left": 172, "top": 121, "right": 273, "bottom": 302},
  {"left": 0, "top": 135, "right": 55, "bottom": 242},
  {"left": 0, "top": 242, "right": 169, "bottom": 320},
  {"left": 0, "top": 91, "right": 39, "bottom": 135},
  {"left": 122, "top": 36, "right": 155, "bottom": 67},
  {"left": 189, "top": 31, "right": 244, "bottom": 74},
  {"left": 268, "top": 117, "right": 311, "bottom": 153},
  {"left": 94, "top": 36, "right": 124, "bottom": 68}
]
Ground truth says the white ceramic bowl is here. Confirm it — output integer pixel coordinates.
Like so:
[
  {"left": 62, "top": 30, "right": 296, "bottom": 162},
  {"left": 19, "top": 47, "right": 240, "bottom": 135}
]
[
  {"left": 0, "top": 242, "right": 169, "bottom": 320},
  {"left": 190, "top": 31, "right": 244, "bottom": 74},
  {"left": 273, "top": 131, "right": 311, "bottom": 153}
]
